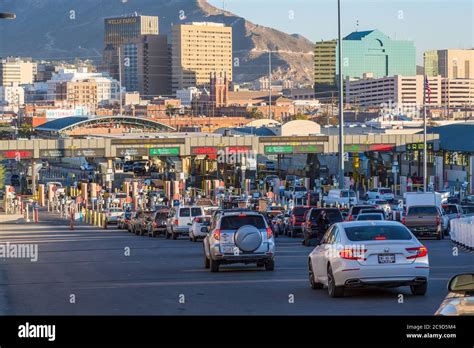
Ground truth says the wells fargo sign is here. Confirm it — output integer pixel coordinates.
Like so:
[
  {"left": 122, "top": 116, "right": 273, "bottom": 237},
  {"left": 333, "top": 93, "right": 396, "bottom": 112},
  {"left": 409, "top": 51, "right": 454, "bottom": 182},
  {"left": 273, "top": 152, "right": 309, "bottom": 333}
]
[{"left": 107, "top": 18, "right": 137, "bottom": 25}]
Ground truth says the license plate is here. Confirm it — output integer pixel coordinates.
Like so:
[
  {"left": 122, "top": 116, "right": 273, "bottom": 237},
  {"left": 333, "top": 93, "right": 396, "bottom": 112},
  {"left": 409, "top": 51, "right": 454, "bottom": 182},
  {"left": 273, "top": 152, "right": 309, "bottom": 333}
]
[
  {"left": 201, "top": 227, "right": 209, "bottom": 233},
  {"left": 222, "top": 245, "right": 236, "bottom": 254},
  {"left": 378, "top": 254, "right": 395, "bottom": 263}
]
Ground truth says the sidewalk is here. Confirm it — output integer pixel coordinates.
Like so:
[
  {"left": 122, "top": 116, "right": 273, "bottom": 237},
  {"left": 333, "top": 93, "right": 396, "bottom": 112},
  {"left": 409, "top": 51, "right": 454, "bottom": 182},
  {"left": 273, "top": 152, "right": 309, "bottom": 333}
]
[{"left": 0, "top": 213, "right": 25, "bottom": 224}]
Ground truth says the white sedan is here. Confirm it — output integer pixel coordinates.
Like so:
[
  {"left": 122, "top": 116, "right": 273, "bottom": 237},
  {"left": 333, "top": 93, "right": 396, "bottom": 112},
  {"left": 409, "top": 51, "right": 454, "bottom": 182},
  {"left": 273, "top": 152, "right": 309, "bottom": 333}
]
[
  {"left": 189, "top": 215, "right": 212, "bottom": 242},
  {"left": 106, "top": 207, "right": 124, "bottom": 224},
  {"left": 308, "top": 221, "right": 429, "bottom": 297}
]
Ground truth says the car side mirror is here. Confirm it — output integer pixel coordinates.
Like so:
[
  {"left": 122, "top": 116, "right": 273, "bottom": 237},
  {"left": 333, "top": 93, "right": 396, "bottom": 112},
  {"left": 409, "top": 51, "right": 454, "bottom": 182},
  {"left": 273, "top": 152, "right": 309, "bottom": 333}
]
[{"left": 448, "top": 273, "right": 474, "bottom": 293}]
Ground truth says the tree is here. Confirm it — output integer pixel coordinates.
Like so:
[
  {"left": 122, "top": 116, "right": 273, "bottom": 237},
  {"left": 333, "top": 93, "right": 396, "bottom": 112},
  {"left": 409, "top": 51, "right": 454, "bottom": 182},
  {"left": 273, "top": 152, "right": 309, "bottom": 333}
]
[
  {"left": 248, "top": 107, "right": 264, "bottom": 119},
  {"left": 18, "top": 124, "right": 34, "bottom": 138},
  {"left": 293, "top": 113, "right": 308, "bottom": 121}
]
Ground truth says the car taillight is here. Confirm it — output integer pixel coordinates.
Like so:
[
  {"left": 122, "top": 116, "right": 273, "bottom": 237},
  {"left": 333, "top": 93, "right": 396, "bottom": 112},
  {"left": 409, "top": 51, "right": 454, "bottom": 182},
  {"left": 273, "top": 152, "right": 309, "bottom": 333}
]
[
  {"left": 307, "top": 220, "right": 312, "bottom": 227},
  {"left": 266, "top": 227, "right": 273, "bottom": 238},
  {"left": 348, "top": 215, "right": 353, "bottom": 221},
  {"left": 401, "top": 217, "right": 406, "bottom": 225},
  {"left": 436, "top": 215, "right": 440, "bottom": 225},
  {"left": 339, "top": 248, "right": 367, "bottom": 260},
  {"left": 194, "top": 218, "right": 201, "bottom": 223},
  {"left": 374, "top": 236, "right": 387, "bottom": 240},
  {"left": 174, "top": 219, "right": 178, "bottom": 225},
  {"left": 292, "top": 215, "right": 296, "bottom": 224},
  {"left": 213, "top": 229, "right": 221, "bottom": 240},
  {"left": 406, "top": 246, "right": 428, "bottom": 259}
]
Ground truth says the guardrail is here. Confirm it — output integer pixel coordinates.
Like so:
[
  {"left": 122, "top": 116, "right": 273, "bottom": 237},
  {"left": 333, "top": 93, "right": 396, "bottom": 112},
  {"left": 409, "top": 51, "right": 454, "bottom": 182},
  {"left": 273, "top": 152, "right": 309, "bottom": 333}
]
[{"left": 450, "top": 217, "right": 474, "bottom": 250}]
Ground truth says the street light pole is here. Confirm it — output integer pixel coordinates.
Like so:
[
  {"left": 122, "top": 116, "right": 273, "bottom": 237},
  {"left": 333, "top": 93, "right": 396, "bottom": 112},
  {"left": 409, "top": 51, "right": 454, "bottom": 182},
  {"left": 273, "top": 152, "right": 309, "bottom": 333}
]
[
  {"left": 337, "top": 0, "right": 345, "bottom": 189},
  {"left": 268, "top": 50, "right": 272, "bottom": 119}
]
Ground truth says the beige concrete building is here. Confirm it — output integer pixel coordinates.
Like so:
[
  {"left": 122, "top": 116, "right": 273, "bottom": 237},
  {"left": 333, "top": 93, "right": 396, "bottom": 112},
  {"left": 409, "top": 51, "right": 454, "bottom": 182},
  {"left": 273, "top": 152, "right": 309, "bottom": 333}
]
[
  {"left": 441, "top": 78, "right": 474, "bottom": 108},
  {"left": 314, "top": 40, "right": 337, "bottom": 88},
  {"left": 55, "top": 80, "right": 98, "bottom": 110},
  {"left": 425, "top": 49, "right": 474, "bottom": 79},
  {"left": 0, "top": 57, "right": 36, "bottom": 86},
  {"left": 172, "top": 22, "right": 232, "bottom": 91},
  {"left": 345, "top": 74, "right": 442, "bottom": 108}
]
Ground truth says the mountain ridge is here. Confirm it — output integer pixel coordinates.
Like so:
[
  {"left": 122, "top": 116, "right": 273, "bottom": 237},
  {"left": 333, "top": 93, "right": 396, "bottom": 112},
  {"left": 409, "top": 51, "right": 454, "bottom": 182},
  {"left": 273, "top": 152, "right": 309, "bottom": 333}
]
[{"left": 0, "top": 0, "right": 314, "bottom": 83}]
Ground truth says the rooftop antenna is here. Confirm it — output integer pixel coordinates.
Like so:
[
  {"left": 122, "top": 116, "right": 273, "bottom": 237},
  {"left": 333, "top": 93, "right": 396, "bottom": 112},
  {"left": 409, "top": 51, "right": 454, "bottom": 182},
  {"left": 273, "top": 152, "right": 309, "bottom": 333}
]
[{"left": 356, "top": 19, "right": 359, "bottom": 32}]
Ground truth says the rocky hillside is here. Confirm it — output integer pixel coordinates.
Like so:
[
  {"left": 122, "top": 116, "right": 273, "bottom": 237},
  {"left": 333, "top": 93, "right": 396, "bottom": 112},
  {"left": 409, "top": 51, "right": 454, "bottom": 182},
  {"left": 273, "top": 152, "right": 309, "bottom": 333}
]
[{"left": 0, "top": 0, "right": 314, "bottom": 83}]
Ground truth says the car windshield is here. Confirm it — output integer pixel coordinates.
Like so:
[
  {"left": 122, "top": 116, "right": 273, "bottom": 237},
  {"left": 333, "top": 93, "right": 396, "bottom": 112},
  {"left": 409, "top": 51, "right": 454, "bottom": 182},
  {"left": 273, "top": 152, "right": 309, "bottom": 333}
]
[
  {"left": 442, "top": 205, "right": 458, "bottom": 214},
  {"left": 380, "top": 189, "right": 392, "bottom": 194},
  {"left": 357, "top": 214, "right": 384, "bottom": 221},
  {"left": 191, "top": 207, "right": 203, "bottom": 216},
  {"left": 375, "top": 200, "right": 388, "bottom": 204},
  {"left": 179, "top": 208, "right": 191, "bottom": 217},
  {"left": 351, "top": 206, "right": 373, "bottom": 215},
  {"left": 341, "top": 191, "right": 356, "bottom": 197},
  {"left": 292, "top": 207, "right": 311, "bottom": 216},
  {"left": 294, "top": 186, "right": 306, "bottom": 191},
  {"left": 109, "top": 208, "right": 122, "bottom": 213},
  {"left": 462, "top": 206, "right": 474, "bottom": 213},
  {"left": 408, "top": 206, "right": 438, "bottom": 215},
  {"left": 221, "top": 215, "right": 266, "bottom": 230},
  {"left": 155, "top": 212, "right": 168, "bottom": 220},
  {"left": 345, "top": 225, "right": 412, "bottom": 241},
  {"left": 310, "top": 209, "right": 343, "bottom": 222}
]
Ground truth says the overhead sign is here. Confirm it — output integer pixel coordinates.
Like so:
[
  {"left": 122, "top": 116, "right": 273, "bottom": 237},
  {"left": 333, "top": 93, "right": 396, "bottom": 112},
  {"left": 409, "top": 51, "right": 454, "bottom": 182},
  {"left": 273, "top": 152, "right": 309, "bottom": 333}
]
[
  {"left": 406, "top": 143, "right": 434, "bottom": 151},
  {"left": 344, "top": 144, "right": 395, "bottom": 153},
  {"left": 191, "top": 147, "right": 218, "bottom": 155},
  {"left": 150, "top": 147, "right": 180, "bottom": 156},
  {"left": 264, "top": 146, "right": 293, "bottom": 154},
  {"left": 260, "top": 136, "right": 329, "bottom": 143},
  {"left": 265, "top": 145, "right": 324, "bottom": 154},
  {"left": 118, "top": 148, "right": 149, "bottom": 157},
  {"left": 1, "top": 150, "right": 33, "bottom": 159},
  {"left": 40, "top": 150, "right": 65, "bottom": 158},
  {"left": 293, "top": 145, "right": 324, "bottom": 154}
]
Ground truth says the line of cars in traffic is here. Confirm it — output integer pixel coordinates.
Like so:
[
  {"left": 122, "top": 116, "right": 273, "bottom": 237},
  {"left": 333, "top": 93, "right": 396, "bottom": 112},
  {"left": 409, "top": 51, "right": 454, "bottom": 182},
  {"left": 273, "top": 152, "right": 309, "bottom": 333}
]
[{"left": 104, "top": 190, "right": 472, "bottom": 304}]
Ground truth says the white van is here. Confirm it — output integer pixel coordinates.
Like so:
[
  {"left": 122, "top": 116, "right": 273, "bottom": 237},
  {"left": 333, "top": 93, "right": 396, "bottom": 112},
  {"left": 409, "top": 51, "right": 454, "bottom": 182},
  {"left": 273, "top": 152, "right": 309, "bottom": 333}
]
[
  {"left": 322, "top": 189, "right": 358, "bottom": 206},
  {"left": 166, "top": 206, "right": 205, "bottom": 239}
]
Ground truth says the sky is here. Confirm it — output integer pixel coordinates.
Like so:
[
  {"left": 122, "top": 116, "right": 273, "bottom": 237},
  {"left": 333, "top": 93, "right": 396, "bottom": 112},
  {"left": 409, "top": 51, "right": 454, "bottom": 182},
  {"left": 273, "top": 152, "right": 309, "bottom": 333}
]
[{"left": 208, "top": 0, "right": 473, "bottom": 64}]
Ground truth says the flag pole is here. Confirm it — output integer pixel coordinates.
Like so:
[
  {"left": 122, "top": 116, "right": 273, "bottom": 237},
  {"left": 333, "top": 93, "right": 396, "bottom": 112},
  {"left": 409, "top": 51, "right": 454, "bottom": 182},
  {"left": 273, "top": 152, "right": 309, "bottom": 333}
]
[{"left": 423, "top": 76, "right": 427, "bottom": 192}]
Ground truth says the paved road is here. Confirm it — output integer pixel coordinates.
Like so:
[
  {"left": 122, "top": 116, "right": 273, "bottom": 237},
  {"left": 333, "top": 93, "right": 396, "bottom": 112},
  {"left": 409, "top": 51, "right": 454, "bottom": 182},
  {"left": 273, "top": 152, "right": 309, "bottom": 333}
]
[{"left": 0, "top": 212, "right": 472, "bottom": 315}]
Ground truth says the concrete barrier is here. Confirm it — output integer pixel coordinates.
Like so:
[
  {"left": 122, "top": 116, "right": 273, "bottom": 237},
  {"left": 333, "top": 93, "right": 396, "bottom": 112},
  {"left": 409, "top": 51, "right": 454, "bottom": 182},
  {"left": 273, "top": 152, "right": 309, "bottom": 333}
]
[{"left": 450, "top": 217, "right": 474, "bottom": 250}]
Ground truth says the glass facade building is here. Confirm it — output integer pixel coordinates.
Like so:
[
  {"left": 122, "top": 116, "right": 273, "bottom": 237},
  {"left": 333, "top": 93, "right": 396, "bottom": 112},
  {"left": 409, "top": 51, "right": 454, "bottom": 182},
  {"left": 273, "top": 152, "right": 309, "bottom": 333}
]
[{"left": 314, "top": 29, "right": 416, "bottom": 92}]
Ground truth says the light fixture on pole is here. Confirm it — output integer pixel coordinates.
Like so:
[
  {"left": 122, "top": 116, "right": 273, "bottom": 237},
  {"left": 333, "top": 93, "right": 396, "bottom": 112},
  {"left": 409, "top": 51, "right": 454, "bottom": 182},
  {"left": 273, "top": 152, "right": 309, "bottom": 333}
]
[
  {"left": 0, "top": 12, "right": 16, "bottom": 19},
  {"left": 337, "top": 0, "right": 345, "bottom": 189}
]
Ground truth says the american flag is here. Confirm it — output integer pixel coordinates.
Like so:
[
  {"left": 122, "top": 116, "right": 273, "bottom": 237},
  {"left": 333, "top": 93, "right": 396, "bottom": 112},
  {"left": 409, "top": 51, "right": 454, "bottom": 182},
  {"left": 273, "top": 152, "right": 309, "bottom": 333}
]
[{"left": 424, "top": 76, "right": 431, "bottom": 104}]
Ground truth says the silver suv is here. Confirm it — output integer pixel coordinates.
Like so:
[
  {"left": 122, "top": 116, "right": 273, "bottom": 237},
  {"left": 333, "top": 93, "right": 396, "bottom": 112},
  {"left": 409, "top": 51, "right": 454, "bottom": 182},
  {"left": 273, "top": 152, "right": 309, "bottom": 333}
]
[{"left": 203, "top": 210, "right": 275, "bottom": 272}]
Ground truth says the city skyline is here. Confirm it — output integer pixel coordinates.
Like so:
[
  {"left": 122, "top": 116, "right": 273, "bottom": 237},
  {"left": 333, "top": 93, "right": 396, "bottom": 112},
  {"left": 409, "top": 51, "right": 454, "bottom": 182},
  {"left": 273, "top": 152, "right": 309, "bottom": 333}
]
[{"left": 209, "top": 0, "right": 473, "bottom": 64}]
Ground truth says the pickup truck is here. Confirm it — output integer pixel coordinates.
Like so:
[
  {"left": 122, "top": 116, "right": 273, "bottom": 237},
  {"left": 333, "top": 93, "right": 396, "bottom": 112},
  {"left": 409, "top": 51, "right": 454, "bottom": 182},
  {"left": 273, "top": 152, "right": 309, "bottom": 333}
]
[{"left": 402, "top": 205, "right": 443, "bottom": 240}]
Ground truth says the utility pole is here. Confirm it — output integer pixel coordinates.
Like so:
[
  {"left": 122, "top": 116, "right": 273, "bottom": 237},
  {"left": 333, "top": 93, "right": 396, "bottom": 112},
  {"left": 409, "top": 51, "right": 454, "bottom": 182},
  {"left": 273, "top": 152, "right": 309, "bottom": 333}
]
[
  {"left": 337, "top": 0, "right": 345, "bottom": 190},
  {"left": 118, "top": 46, "right": 123, "bottom": 116},
  {"left": 268, "top": 50, "right": 272, "bottom": 119},
  {"left": 423, "top": 77, "right": 428, "bottom": 192}
]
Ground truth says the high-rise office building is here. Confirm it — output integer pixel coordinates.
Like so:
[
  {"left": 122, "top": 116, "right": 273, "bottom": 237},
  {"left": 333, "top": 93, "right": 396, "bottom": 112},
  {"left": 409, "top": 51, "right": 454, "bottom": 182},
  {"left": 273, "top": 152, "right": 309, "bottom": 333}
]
[
  {"left": 102, "top": 15, "right": 171, "bottom": 96},
  {"left": 424, "top": 50, "right": 439, "bottom": 77},
  {"left": 0, "top": 57, "right": 36, "bottom": 86},
  {"left": 314, "top": 29, "right": 416, "bottom": 93},
  {"left": 433, "top": 49, "right": 473, "bottom": 79},
  {"left": 172, "top": 22, "right": 232, "bottom": 92}
]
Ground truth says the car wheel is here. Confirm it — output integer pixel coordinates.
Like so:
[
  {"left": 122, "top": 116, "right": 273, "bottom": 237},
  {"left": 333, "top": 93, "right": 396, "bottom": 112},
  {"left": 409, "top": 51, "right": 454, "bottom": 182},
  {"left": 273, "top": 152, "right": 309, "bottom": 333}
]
[
  {"left": 309, "top": 260, "right": 323, "bottom": 289},
  {"left": 264, "top": 259, "right": 275, "bottom": 271},
  {"left": 210, "top": 257, "right": 219, "bottom": 272},
  {"left": 192, "top": 235, "right": 197, "bottom": 242},
  {"left": 410, "top": 282, "right": 427, "bottom": 296},
  {"left": 290, "top": 229, "right": 296, "bottom": 238},
  {"left": 165, "top": 229, "right": 170, "bottom": 239},
  {"left": 172, "top": 231, "right": 177, "bottom": 240},
  {"left": 327, "top": 265, "right": 344, "bottom": 298}
]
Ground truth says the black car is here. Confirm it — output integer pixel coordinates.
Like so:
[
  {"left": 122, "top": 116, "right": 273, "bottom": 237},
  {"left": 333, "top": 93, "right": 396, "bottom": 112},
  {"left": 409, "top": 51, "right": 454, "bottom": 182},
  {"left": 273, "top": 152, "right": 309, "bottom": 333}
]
[
  {"left": 347, "top": 205, "right": 374, "bottom": 221},
  {"left": 302, "top": 208, "right": 343, "bottom": 246},
  {"left": 133, "top": 162, "right": 149, "bottom": 175}
]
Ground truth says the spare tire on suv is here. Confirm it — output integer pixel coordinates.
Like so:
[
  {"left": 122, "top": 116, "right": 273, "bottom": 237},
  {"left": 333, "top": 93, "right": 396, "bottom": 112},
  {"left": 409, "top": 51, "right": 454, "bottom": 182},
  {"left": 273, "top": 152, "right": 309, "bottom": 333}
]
[{"left": 234, "top": 225, "right": 262, "bottom": 252}]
